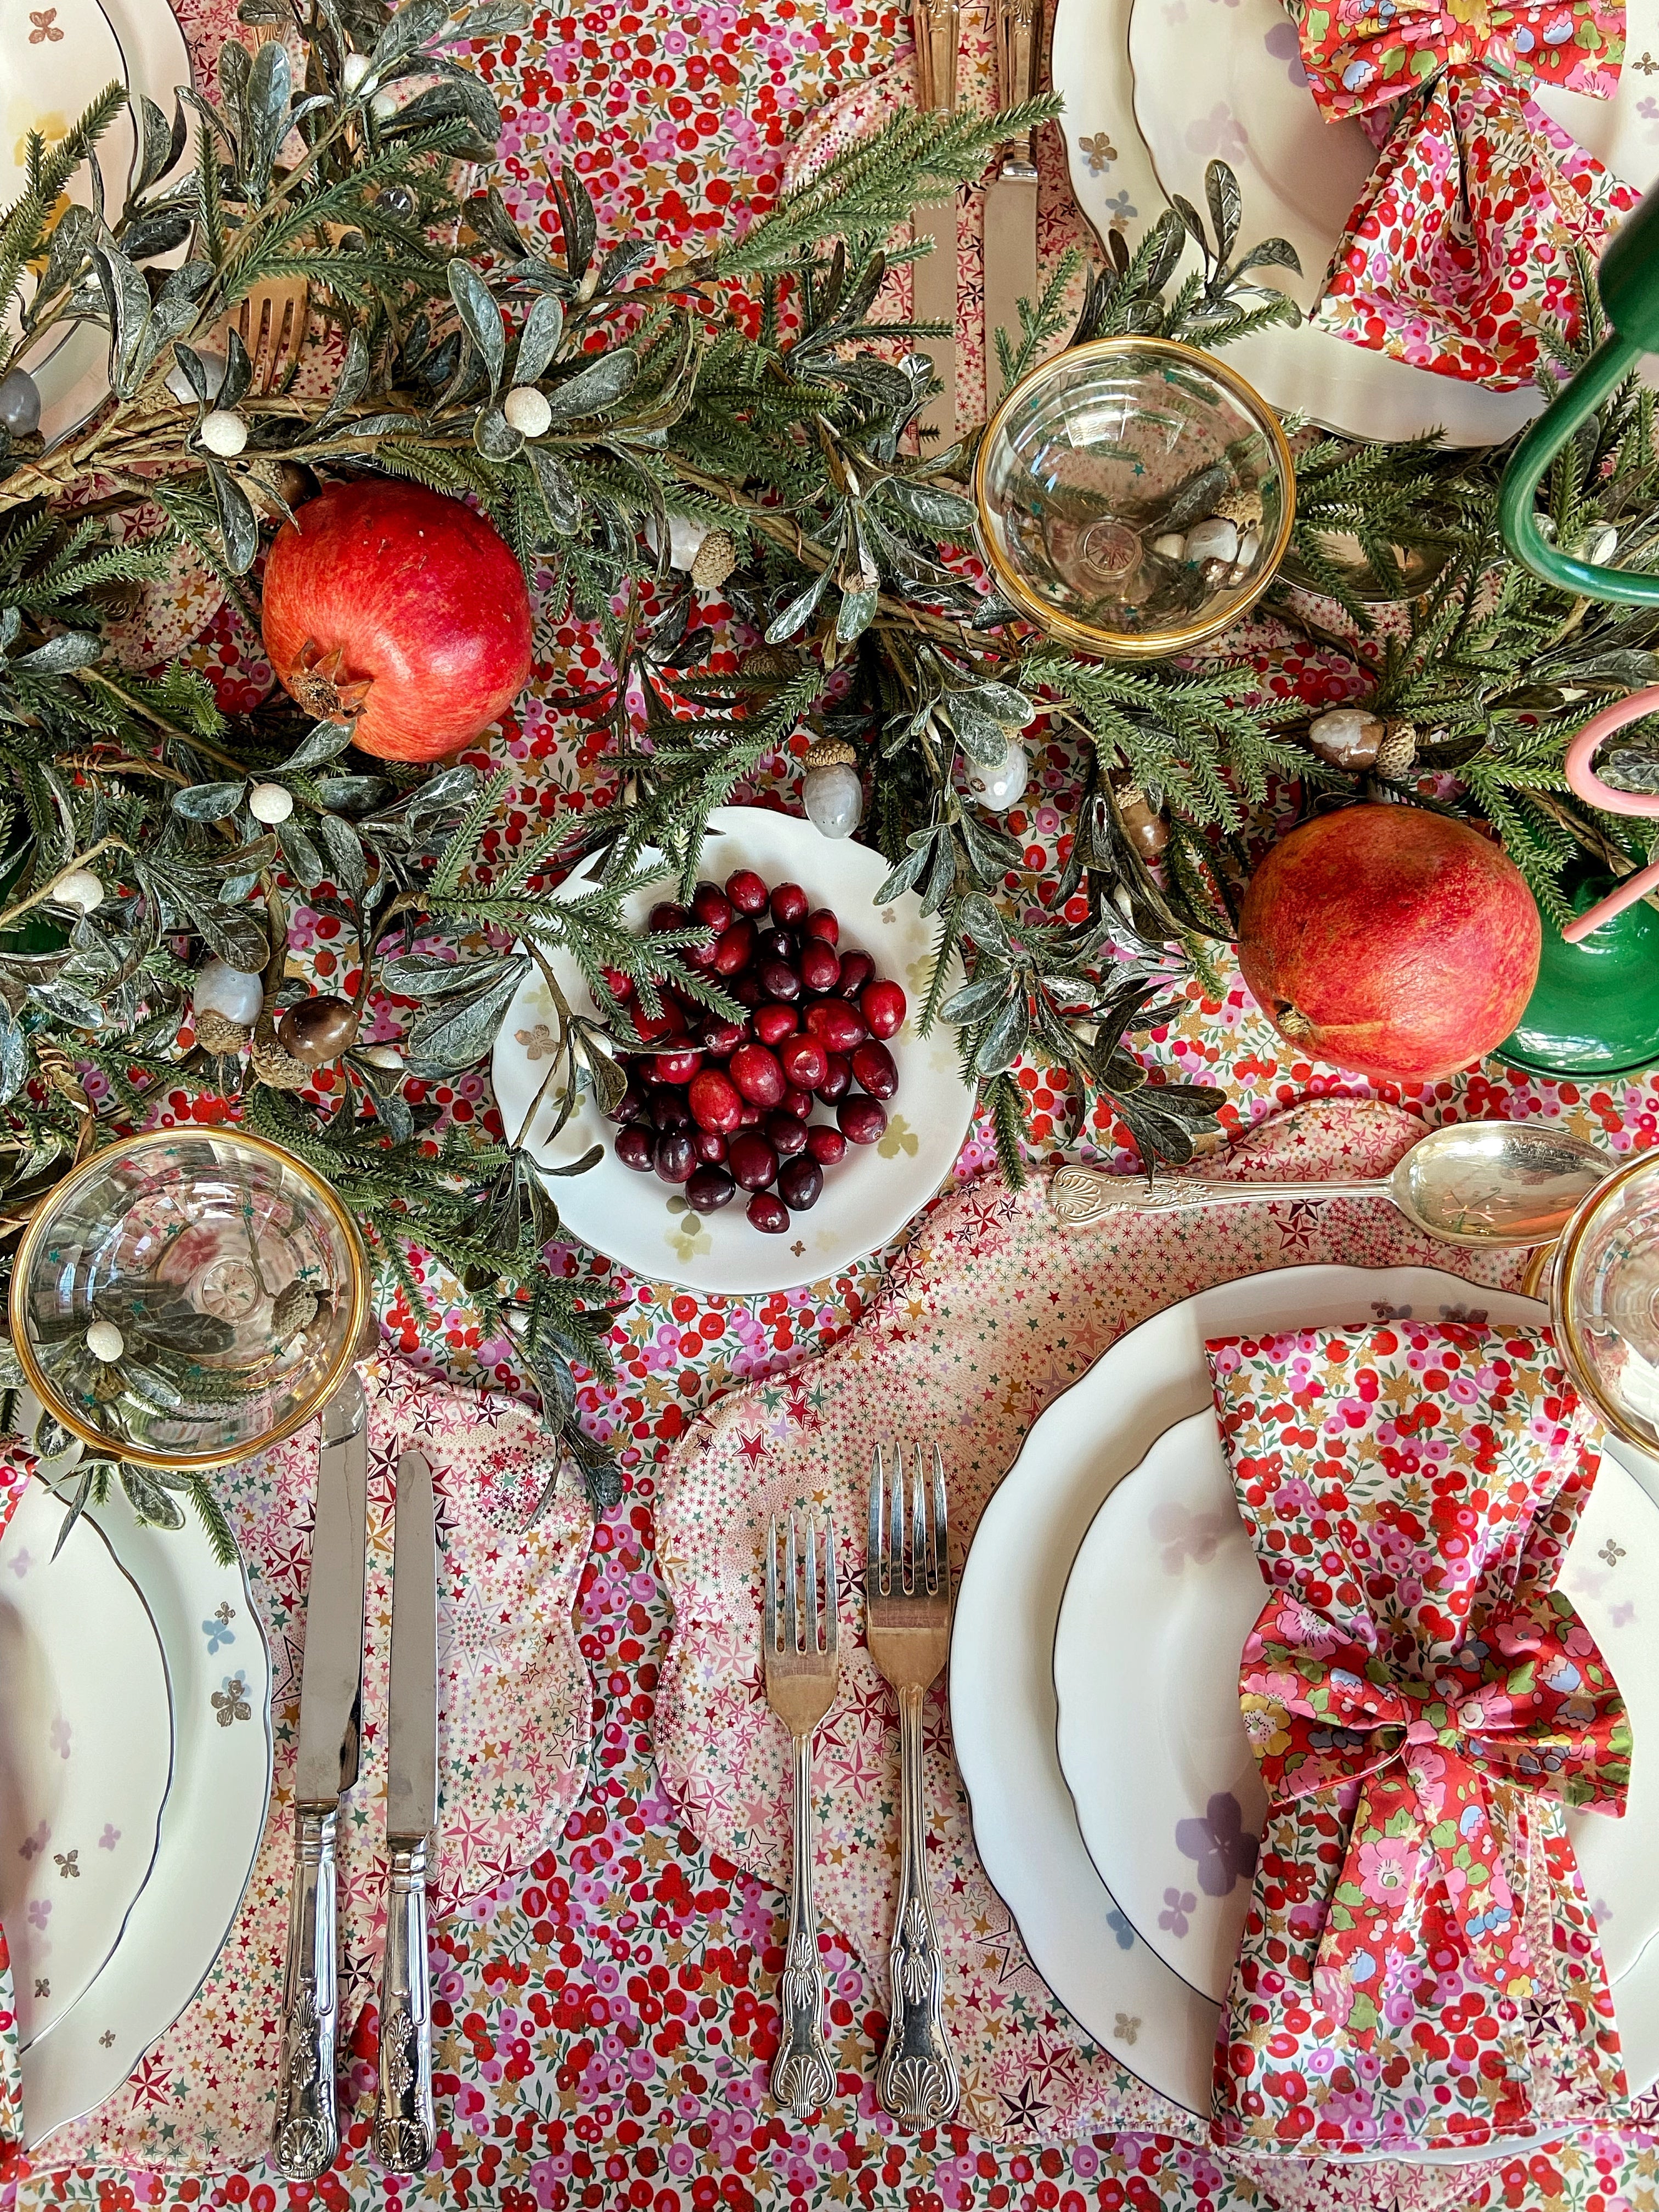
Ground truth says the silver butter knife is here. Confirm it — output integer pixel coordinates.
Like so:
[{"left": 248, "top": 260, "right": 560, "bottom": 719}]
[
  {"left": 910, "top": 0, "right": 961, "bottom": 442},
  {"left": 373, "top": 1446, "right": 438, "bottom": 2173},
  {"left": 274, "top": 1372, "right": 370, "bottom": 2181},
  {"left": 984, "top": 0, "right": 1041, "bottom": 401}
]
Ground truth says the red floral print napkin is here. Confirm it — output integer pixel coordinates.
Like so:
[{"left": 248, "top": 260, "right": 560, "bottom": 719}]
[{"left": 1207, "top": 1318, "right": 1630, "bottom": 2157}]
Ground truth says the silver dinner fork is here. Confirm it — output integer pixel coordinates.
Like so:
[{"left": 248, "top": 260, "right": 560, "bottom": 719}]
[
  {"left": 866, "top": 1440, "right": 961, "bottom": 2128},
  {"left": 763, "top": 1512, "right": 840, "bottom": 2115}
]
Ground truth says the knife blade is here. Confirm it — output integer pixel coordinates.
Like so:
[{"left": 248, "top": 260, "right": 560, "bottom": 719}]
[
  {"left": 373, "top": 1447, "right": 438, "bottom": 2174},
  {"left": 984, "top": 0, "right": 1042, "bottom": 405},
  {"left": 910, "top": 0, "right": 961, "bottom": 443},
  {"left": 273, "top": 1372, "right": 369, "bottom": 2182}
]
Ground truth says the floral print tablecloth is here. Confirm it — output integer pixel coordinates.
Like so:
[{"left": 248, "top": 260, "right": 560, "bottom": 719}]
[{"left": 8, "top": 2, "right": 1659, "bottom": 2209}]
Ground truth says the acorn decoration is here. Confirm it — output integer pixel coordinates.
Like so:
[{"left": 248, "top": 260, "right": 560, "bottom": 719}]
[
  {"left": 276, "top": 994, "right": 358, "bottom": 1067},
  {"left": 1114, "top": 780, "right": 1170, "bottom": 861},
  {"left": 250, "top": 1016, "right": 312, "bottom": 1091},
  {"left": 195, "top": 1008, "right": 254, "bottom": 1054},
  {"left": 1305, "top": 706, "right": 1420, "bottom": 780},
  {"left": 690, "top": 528, "right": 738, "bottom": 592},
  {"left": 271, "top": 1279, "right": 320, "bottom": 1342}
]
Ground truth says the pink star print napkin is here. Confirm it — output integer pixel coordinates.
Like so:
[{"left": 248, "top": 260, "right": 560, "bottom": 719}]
[{"left": 1207, "top": 1318, "right": 1630, "bottom": 2156}]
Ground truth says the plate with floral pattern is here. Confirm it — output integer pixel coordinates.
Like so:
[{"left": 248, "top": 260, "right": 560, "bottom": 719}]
[
  {"left": 492, "top": 806, "right": 976, "bottom": 1295},
  {"left": 949, "top": 1262, "right": 1629, "bottom": 2154},
  {"left": 1052, "top": 1407, "right": 1659, "bottom": 2086},
  {"left": 0, "top": 1468, "right": 171, "bottom": 2053},
  {"left": 11, "top": 1399, "right": 272, "bottom": 2145}
]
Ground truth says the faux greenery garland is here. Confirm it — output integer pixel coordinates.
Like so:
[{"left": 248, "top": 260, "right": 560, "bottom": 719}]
[{"left": 4, "top": 0, "right": 1658, "bottom": 1510}]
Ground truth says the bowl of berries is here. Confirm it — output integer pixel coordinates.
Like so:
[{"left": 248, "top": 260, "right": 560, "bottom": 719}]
[{"left": 490, "top": 808, "right": 978, "bottom": 1293}]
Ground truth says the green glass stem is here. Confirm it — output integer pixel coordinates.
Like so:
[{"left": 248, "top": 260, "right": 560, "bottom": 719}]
[{"left": 1497, "top": 330, "right": 1659, "bottom": 602}]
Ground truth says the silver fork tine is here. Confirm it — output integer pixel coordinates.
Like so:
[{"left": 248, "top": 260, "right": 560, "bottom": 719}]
[
  {"left": 786, "top": 1513, "right": 799, "bottom": 1654},
  {"left": 910, "top": 1439, "right": 926, "bottom": 1595},
  {"left": 806, "top": 1516, "right": 820, "bottom": 1654},
  {"left": 868, "top": 1445, "right": 885, "bottom": 1595},
  {"left": 933, "top": 1441, "right": 948, "bottom": 1593},
  {"left": 823, "top": 1517, "right": 838, "bottom": 1654},
  {"left": 765, "top": 1514, "right": 780, "bottom": 1655},
  {"left": 890, "top": 1435, "right": 905, "bottom": 1592}
]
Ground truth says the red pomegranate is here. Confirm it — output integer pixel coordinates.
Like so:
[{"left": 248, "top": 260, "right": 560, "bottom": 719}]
[
  {"left": 1237, "top": 804, "right": 1541, "bottom": 1084},
  {"left": 260, "top": 480, "right": 533, "bottom": 762}
]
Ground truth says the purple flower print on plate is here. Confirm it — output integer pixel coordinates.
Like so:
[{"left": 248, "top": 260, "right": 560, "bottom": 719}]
[
  {"left": 1263, "top": 19, "right": 1308, "bottom": 83},
  {"left": 1175, "top": 1791, "right": 1260, "bottom": 1898},
  {"left": 1159, "top": 1886, "right": 1197, "bottom": 1938}
]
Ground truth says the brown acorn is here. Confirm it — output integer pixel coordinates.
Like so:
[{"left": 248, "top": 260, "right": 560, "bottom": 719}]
[
  {"left": 690, "top": 528, "right": 738, "bottom": 591},
  {"left": 250, "top": 1016, "right": 312, "bottom": 1091},
  {"left": 1116, "top": 782, "right": 1170, "bottom": 861},
  {"left": 194, "top": 1008, "right": 253, "bottom": 1054},
  {"left": 277, "top": 994, "right": 358, "bottom": 1067}
]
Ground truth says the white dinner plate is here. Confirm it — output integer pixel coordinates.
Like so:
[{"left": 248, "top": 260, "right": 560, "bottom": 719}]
[
  {"left": 492, "top": 806, "right": 977, "bottom": 1295},
  {"left": 0, "top": 1472, "right": 170, "bottom": 2053},
  {"left": 1054, "top": 1408, "right": 1659, "bottom": 2095},
  {"left": 5, "top": 0, "right": 193, "bottom": 450},
  {"left": 948, "top": 1262, "right": 1659, "bottom": 2144},
  {"left": 12, "top": 1401, "right": 273, "bottom": 2145},
  {"left": 1051, "top": 0, "right": 1659, "bottom": 441}
]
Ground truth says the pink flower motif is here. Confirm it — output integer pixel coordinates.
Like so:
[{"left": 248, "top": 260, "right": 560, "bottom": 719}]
[{"left": 1357, "top": 1835, "right": 1419, "bottom": 1904}]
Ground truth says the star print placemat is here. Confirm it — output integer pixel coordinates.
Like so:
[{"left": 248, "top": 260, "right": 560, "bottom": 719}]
[
  {"left": 0, "top": 1467, "right": 26, "bottom": 2166},
  {"left": 28, "top": 1355, "right": 592, "bottom": 2173},
  {"left": 654, "top": 1099, "right": 1553, "bottom": 2155}
]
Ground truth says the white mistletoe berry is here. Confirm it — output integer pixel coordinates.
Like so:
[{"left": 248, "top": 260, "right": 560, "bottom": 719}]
[
  {"left": 199, "top": 409, "right": 249, "bottom": 458},
  {"left": 249, "top": 782, "right": 295, "bottom": 824}
]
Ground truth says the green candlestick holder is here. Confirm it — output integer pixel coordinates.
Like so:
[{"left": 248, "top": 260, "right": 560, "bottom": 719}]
[{"left": 1500, "top": 864, "right": 1659, "bottom": 1080}]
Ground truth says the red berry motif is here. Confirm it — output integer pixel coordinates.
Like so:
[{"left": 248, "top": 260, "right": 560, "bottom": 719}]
[{"left": 605, "top": 865, "right": 907, "bottom": 1236}]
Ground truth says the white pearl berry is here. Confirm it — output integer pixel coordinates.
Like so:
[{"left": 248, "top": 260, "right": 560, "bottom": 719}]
[
  {"left": 249, "top": 782, "right": 294, "bottom": 824},
  {"left": 193, "top": 956, "right": 265, "bottom": 1025},
  {"left": 86, "top": 1321, "right": 125, "bottom": 1364},
  {"left": 371, "top": 87, "right": 400, "bottom": 119},
  {"left": 53, "top": 868, "right": 103, "bottom": 912},
  {"left": 342, "top": 50, "right": 372, "bottom": 91},
  {"left": 967, "top": 737, "right": 1029, "bottom": 813},
  {"left": 199, "top": 409, "right": 248, "bottom": 457},
  {"left": 504, "top": 385, "right": 552, "bottom": 437},
  {"left": 803, "top": 760, "right": 864, "bottom": 838}
]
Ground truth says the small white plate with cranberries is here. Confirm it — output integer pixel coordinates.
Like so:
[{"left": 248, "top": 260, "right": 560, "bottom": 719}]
[{"left": 492, "top": 806, "right": 977, "bottom": 1293}]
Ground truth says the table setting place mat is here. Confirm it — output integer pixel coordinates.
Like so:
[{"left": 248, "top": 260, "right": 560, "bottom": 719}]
[
  {"left": 655, "top": 1096, "right": 1659, "bottom": 2202},
  {"left": 0, "top": 1354, "right": 592, "bottom": 2177}
]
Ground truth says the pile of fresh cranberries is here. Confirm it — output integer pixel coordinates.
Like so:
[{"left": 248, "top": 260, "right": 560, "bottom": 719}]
[{"left": 605, "top": 868, "right": 907, "bottom": 1235}]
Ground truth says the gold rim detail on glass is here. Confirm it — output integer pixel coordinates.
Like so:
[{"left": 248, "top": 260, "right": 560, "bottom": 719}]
[
  {"left": 9, "top": 1127, "right": 370, "bottom": 1471},
  {"left": 971, "top": 335, "right": 1297, "bottom": 659},
  {"left": 1549, "top": 1151, "right": 1659, "bottom": 1452}
]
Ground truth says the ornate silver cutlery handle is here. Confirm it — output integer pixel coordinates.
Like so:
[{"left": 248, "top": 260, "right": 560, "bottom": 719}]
[
  {"left": 771, "top": 1733, "right": 836, "bottom": 2114},
  {"left": 274, "top": 1806, "right": 340, "bottom": 2181},
  {"left": 994, "top": 0, "right": 1040, "bottom": 177},
  {"left": 374, "top": 1837, "right": 436, "bottom": 2171},
  {"left": 1049, "top": 1163, "right": 1389, "bottom": 1225},
  {"left": 877, "top": 1688, "right": 960, "bottom": 2127}
]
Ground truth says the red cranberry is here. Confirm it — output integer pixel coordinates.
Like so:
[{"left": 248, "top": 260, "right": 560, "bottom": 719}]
[
  {"left": 713, "top": 919, "right": 755, "bottom": 976},
  {"left": 861, "top": 978, "right": 907, "bottom": 1039},
  {"left": 805, "top": 1124, "right": 846, "bottom": 1167},
  {"left": 766, "top": 1111, "right": 809, "bottom": 1158},
  {"left": 680, "top": 934, "right": 721, "bottom": 972},
  {"left": 758, "top": 957, "right": 801, "bottom": 1002},
  {"left": 781, "top": 1083, "right": 814, "bottom": 1121},
  {"left": 654, "top": 1128, "right": 697, "bottom": 1183},
  {"left": 753, "top": 1003, "right": 798, "bottom": 1047},
  {"left": 601, "top": 964, "right": 636, "bottom": 1003},
  {"left": 805, "top": 998, "right": 867, "bottom": 1053},
  {"left": 615, "top": 1126, "right": 654, "bottom": 1172},
  {"left": 608, "top": 1081, "right": 650, "bottom": 1126},
  {"left": 689, "top": 1068, "right": 743, "bottom": 1134},
  {"left": 630, "top": 998, "right": 685, "bottom": 1045},
  {"left": 652, "top": 1046, "right": 702, "bottom": 1085},
  {"left": 725, "top": 868, "right": 769, "bottom": 915},
  {"left": 804, "top": 908, "right": 839, "bottom": 945},
  {"left": 850, "top": 1039, "right": 898, "bottom": 1099},
  {"left": 729, "top": 1042, "right": 785, "bottom": 1108},
  {"left": 816, "top": 1053, "right": 851, "bottom": 1103},
  {"left": 736, "top": 1100, "right": 759, "bottom": 1126},
  {"left": 779, "top": 1032, "right": 828, "bottom": 1091},
  {"left": 648, "top": 900, "right": 689, "bottom": 933},
  {"left": 729, "top": 1130, "right": 780, "bottom": 1190},
  {"left": 755, "top": 927, "right": 795, "bottom": 964},
  {"left": 732, "top": 973, "right": 763, "bottom": 1008},
  {"left": 799, "top": 940, "right": 842, "bottom": 995},
  {"left": 837, "top": 1095, "right": 887, "bottom": 1146},
  {"left": 691, "top": 883, "right": 733, "bottom": 933},
  {"left": 687, "top": 1164, "right": 736, "bottom": 1212},
  {"left": 770, "top": 881, "right": 808, "bottom": 926},
  {"left": 838, "top": 950, "right": 875, "bottom": 995},
  {"left": 702, "top": 1018, "right": 745, "bottom": 1056},
  {"left": 648, "top": 1088, "right": 691, "bottom": 1131},
  {"left": 692, "top": 1127, "right": 728, "bottom": 1165},
  {"left": 778, "top": 1155, "right": 823, "bottom": 1210},
  {"left": 747, "top": 1190, "right": 790, "bottom": 1234}
]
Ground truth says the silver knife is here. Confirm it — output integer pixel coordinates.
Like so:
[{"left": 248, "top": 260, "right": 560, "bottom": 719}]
[
  {"left": 373, "top": 1447, "right": 438, "bottom": 2174},
  {"left": 984, "top": 0, "right": 1042, "bottom": 403},
  {"left": 274, "top": 1372, "right": 369, "bottom": 2181},
  {"left": 910, "top": 0, "right": 961, "bottom": 443}
]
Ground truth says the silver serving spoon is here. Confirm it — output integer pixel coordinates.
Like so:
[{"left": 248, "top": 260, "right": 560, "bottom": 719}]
[{"left": 1049, "top": 1121, "right": 1612, "bottom": 1249}]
